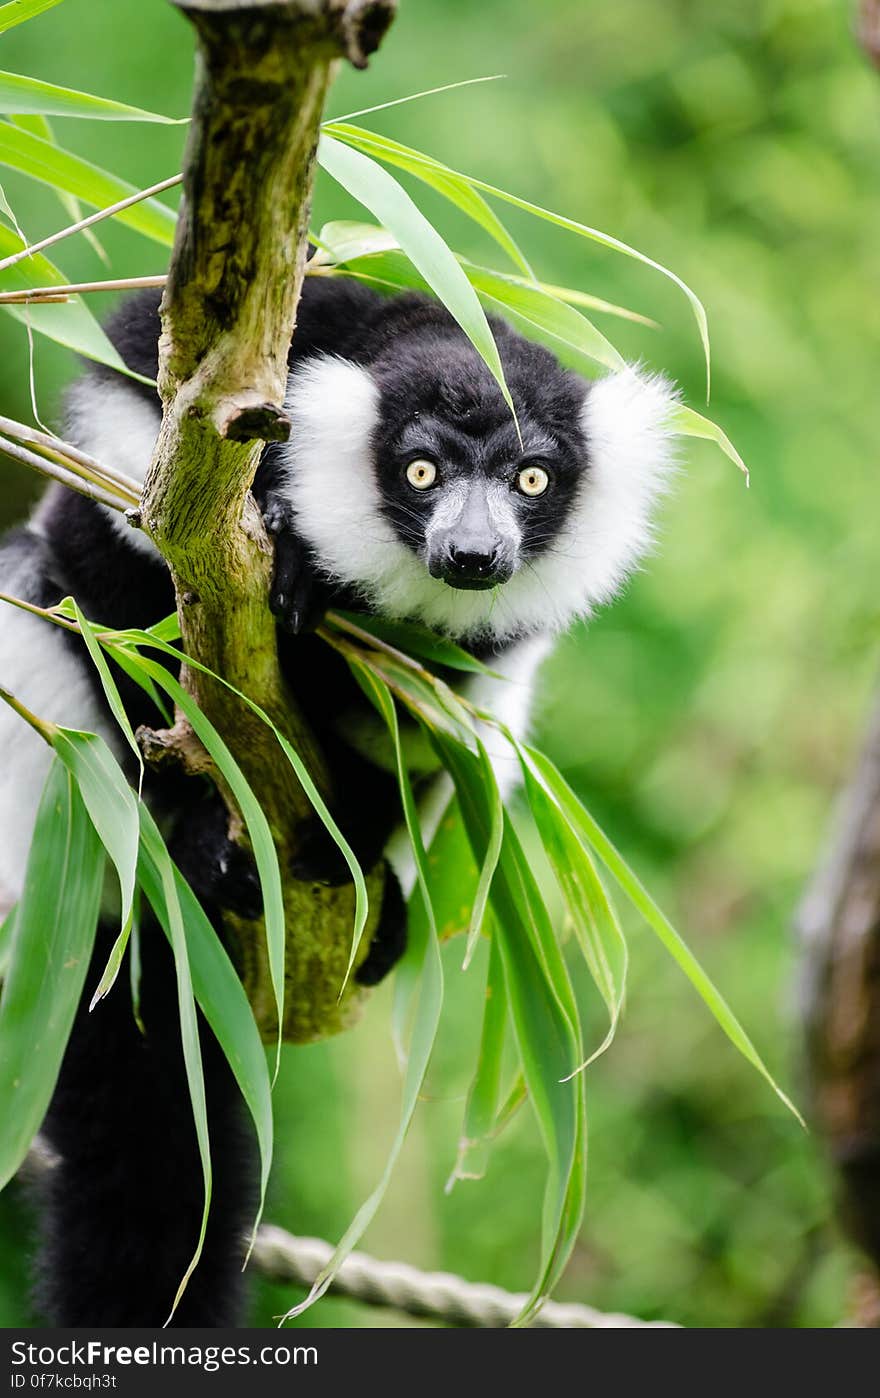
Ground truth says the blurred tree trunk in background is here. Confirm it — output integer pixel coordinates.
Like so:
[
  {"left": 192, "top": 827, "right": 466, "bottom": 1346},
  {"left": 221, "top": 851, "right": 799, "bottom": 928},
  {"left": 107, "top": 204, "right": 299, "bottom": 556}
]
[
  {"left": 796, "top": 7, "right": 880, "bottom": 1329},
  {"left": 858, "top": 0, "right": 880, "bottom": 69},
  {"left": 799, "top": 695, "right": 880, "bottom": 1326}
]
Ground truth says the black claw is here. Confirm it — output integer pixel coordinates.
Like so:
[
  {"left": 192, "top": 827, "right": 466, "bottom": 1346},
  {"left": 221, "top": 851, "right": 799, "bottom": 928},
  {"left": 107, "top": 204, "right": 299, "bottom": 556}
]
[{"left": 258, "top": 491, "right": 332, "bottom": 636}]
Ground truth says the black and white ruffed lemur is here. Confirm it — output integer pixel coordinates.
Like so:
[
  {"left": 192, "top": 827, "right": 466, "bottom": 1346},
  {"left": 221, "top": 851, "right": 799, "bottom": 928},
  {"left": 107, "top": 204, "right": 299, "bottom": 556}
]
[{"left": 0, "top": 276, "right": 678, "bottom": 1325}]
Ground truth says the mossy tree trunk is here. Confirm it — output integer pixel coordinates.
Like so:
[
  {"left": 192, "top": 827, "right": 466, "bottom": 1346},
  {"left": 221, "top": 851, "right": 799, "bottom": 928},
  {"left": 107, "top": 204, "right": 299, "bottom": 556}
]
[{"left": 137, "top": 0, "right": 396, "bottom": 1042}]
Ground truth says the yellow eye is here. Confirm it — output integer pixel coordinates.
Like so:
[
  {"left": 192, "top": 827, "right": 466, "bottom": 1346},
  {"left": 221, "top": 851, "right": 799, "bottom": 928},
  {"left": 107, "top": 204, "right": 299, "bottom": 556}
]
[
  {"left": 517, "top": 465, "right": 549, "bottom": 497},
  {"left": 406, "top": 459, "right": 437, "bottom": 490}
]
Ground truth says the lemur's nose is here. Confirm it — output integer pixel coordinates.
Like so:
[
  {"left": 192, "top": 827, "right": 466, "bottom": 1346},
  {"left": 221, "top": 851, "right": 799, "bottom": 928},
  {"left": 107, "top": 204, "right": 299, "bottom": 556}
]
[{"left": 448, "top": 544, "right": 497, "bottom": 580}]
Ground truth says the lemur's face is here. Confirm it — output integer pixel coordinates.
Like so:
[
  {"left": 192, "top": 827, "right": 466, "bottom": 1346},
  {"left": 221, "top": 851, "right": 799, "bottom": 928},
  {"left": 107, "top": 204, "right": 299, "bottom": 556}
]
[
  {"left": 283, "top": 333, "right": 677, "bottom": 642},
  {"left": 370, "top": 356, "right": 587, "bottom": 593}
]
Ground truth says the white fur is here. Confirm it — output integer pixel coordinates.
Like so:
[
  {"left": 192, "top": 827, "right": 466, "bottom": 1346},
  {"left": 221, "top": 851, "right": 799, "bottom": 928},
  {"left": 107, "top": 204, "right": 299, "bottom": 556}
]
[
  {"left": 281, "top": 356, "right": 679, "bottom": 642},
  {"left": 0, "top": 536, "right": 120, "bottom": 908},
  {"left": 425, "top": 480, "right": 468, "bottom": 540},
  {"left": 63, "top": 377, "right": 162, "bottom": 559},
  {"left": 463, "top": 633, "right": 553, "bottom": 799}
]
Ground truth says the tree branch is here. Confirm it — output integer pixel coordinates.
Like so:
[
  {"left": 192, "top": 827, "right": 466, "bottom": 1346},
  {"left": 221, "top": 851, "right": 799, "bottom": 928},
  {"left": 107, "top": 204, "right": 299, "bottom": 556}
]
[{"left": 139, "top": 0, "right": 396, "bottom": 1041}]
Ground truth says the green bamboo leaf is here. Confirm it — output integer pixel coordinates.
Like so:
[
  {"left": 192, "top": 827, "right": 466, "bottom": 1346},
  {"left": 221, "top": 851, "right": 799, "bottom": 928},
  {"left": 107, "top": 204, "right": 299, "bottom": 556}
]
[
  {"left": 0, "top": 902, "right": 16, "bottom": 980},
  {"left": 0, "top": 72, "right": 183, "bottom": 123},
  {"left": 282, "top": 665, "right": 444, "bottom": 1324},
  {"left": 495, "top": 1072, "right": 528, "bottom": 1135},
  {"left": 312, "top": 219, "right": 399, "bottom": 266},
  {"left": 433, "top": 731, "right": 586, "bottom": 1322},
  {"left": 329, "top": 122, "right": 711, "bottom": 396},
  {"left": 99, "top": 641, "right": 172, "bottom": 726},
  {"left": 671, "top": 402, "right": 749, "bottom": 482},
  {"left": 347, "top": 661, "right": 437, "bottom": 987},
  {"left": 447, "top": 930, "right": 508, "bottom": 1188},
  {"left": 522, "top": 762, "right": 627, "bottom": 1073},
  {"left": 125, "top": 654, "right": 287, "bottom": 1070},
  {"left": 132, "top": 805, "right": 211, "bottom": 1322},
  {"left": 137, "top": 804, "right": 273, "bottom": 1263},
  {"left": 97, "top": 629, "right": 368, "bottom": 1020},
  {"left": 0, "top": 123, "right": 177, "bottom": 245},
  {"left": 461, "top": 739, "right": 503, "bottom": 970},
  {"left": 0, "top": 0, "right": 63, "bottom": 34},
  {"left": 128, "top": 892, "right": 143, "bottom": 1035},
  {"left": 146, "top": 613, "right": 182, "bottom": 643},
  {"left": 270, "top": 720, "right": 370, "bottom": 981},
  {"left": 335, "top": 245, "right": 626, "bottom": 375},
  {"left": 0, "top": 177, "right": 25, "bottom": 242},
  {"left": 404, "top": 797, "right": 478, "bottom": 944},
  {"left": 70, "top": 600, "right": 142, "bottom": 772},
  {"left": 462, "top": 259, "right": 626, "bottom": 374},
  {"left": 0, "top": 224, "right": 143, "bottom": 375},
  {"left": 329, "top": 610, "right": 495, "bottom": 676},
  {"left": 11, "top": 114, "right": 108, "bottom": 262},
  {"left": 332, "top": 249, "right": 425, "bottom": 297},
  {"left": 0, "top": 758, "right": 104, "bottom": 1190},
  {"left": 521, "top": 744, "right": 803, "bottom": 1125},
  {"left": 518, "top": 276, "right": 658, "bottom": 328},
  {"left": 50, "top": 729, "right": 139, "bottom": 1008},
  {"left": 329, "top": 74, "right": 506, "bottom": 126},
  {"left": 351, "top": 646, "right": 477, "bottom": 744},
  {"left": 322, "top": 125, "right": 533, "bottom": 278},
  {"left": 318, "top": 134, "right": 517, "bottom": 423}
]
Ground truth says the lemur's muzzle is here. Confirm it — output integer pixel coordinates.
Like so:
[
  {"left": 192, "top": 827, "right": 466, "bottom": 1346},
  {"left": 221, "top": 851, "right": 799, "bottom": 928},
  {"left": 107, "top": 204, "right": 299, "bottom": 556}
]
[{"left": 427, "top": 479, "right": 516, "bottom": 590}]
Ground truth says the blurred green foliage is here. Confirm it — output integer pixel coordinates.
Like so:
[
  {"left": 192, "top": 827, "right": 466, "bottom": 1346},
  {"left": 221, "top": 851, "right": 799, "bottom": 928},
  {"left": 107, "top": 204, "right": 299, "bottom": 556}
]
[{"left": 1, "top": 0, "right": 877, "bottom": 1328}]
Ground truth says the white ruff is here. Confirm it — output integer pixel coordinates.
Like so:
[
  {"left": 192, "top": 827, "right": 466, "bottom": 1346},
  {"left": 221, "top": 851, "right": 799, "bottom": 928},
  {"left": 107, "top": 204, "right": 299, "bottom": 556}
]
[
  {"left": 281, "top": 357, "right": 680, "bottom": 642},
  {"left": 64, "top": 377, "right": 162, "bottom": 558},
  {"left": 0, "top": 538, "right": 120, "bottom": 905}
]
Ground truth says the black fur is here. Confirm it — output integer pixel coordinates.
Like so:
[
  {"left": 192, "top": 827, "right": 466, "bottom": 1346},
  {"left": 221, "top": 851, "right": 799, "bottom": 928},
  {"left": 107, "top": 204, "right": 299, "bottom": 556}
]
[
  {"left": 9, "top": 275, "right": 587, "bottom": 1328},
  {"left": 36, "top": 922, "right": 255, "bottom": 1327}
]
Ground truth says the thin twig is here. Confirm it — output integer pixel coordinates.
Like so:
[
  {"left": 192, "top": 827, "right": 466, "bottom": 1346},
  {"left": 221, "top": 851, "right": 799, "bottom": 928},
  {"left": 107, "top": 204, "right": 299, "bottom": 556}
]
[
  {"left": 0, "top": 275, "right": 167, "bottom": 305},
  {"left": 0, "top": 434, "right": 130, "bottom": 512},
  {"left": 0, "top": 176, "right": 182, "bottom": 275},
  {"left": 0, "top": 415, "right": 142, "bottom": 499}
]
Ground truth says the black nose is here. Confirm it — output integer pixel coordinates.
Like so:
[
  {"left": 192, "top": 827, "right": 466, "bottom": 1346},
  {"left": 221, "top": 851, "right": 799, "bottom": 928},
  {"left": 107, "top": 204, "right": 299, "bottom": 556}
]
[{"left": 448, "top": 545, "right": 496, "bottom": 580}]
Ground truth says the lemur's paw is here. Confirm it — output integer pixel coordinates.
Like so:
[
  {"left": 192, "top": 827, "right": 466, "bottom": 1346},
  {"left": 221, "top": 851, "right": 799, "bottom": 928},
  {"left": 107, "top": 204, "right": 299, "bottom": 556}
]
[
  {"left": 212, "top": 843, "right": 264, "bottom": 921},
  {"left": 173, "top": 800, "right": 264, "bottom": 920},
  {"left": 290, "top": 817, "right": 357, "bottom": 887},
  {"left": 263, "top": 501, "right": 329, "bottom": 636}
]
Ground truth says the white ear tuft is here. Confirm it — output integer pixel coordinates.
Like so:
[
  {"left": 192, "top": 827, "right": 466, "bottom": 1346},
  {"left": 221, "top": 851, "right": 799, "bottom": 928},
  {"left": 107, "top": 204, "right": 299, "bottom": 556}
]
[
  {"left": 573, "top": 364, "right": 681, "bottom": 607},
  {"left": 280, "top": 355, "right": 407, "bottom": 595},
  {"left": 502, "top": 365, "right": 681, "bottom": 637}
]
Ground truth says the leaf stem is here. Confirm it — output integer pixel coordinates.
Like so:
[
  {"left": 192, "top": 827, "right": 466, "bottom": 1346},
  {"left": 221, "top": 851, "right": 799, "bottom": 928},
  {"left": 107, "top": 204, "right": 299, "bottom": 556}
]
[{"left": 0, "top": 685, "right": 58, "bottom": 742}]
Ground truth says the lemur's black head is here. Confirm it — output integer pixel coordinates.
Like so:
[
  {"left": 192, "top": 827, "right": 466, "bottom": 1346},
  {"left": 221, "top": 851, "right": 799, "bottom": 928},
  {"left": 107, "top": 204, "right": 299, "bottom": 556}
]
[
  {"left": 366, "top": 315, "right": 589, "bottom": 593},
  {"left": 283, "top": 294, "right": 678, "bottom": 643}
]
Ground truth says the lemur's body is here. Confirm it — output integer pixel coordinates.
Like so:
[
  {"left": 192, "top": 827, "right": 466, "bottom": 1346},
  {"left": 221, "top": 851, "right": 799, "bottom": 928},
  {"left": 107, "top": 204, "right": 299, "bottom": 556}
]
[{"left": 0, "top": 278, "right": 677, "bottom": 1325}]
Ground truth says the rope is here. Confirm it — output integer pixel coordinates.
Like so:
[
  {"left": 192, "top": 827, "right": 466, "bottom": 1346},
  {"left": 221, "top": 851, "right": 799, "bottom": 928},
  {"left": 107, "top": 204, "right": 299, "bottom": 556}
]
[
  {"left": 252, "top": 1225, "right": 679, "bottom": 1328},
  {"left": 21, "top": 1145, "right": 677, "bottom": 1327}
]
